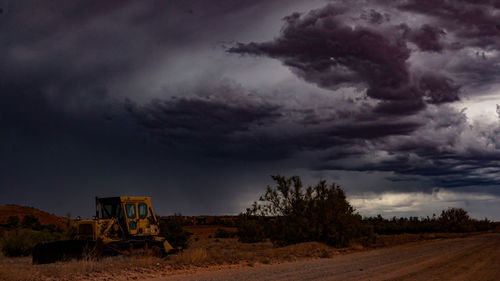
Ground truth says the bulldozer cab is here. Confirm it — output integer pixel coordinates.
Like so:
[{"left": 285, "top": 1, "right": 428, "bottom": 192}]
[{"left": 96, "top": 196, "right": 160, "bottom": 237}]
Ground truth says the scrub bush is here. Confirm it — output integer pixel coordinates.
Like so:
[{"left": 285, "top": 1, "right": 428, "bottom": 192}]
[
  {"left": 237, "top": 215, "right": 267, "bottom": 243},
  {"left": 214, "top": 228, "right": 237, "bottom": 238},
  {"left": 159, "top": 215, "right": 192, "bottom": 249},
  {"left": 0, "top": 229, "right": 64, "bottom": 257},
  {"left": 239, "top": 175, "right": 369, "bottom": 247},
  {"left": 6, "top": 216, "right": 19, "bottom": 228},
  {"left": 438, "top": 207, "right": 474, "bottom": 232}
]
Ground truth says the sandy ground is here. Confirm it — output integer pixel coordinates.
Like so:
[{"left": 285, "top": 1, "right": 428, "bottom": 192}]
[{"left": 145, "top": 233, "right": 500, "bottom": 281}]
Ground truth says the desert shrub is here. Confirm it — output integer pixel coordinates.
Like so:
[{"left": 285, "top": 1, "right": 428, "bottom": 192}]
[
  {"left": 214, "top": 228, "right": 237, "bottom": 238},
  {"left": 355, "top": 221, "right": 376, "bottom": 246},
  {"left": 240, "top": 175, "right": 364, "bottom": 247},
  {"left": 473, "top": 218, "right": 494, "bottom": 232},
  {"left": 365, "top": 215, "right": 438, "bottom": 235},
  {"left": 214, "top": 217, "right": 237, "bottom": 227},
  {"left": 43, "top": 224, "right": 57, "bottom": 232},
  {"left": 237, "top": 216, "right": 267, "bottom": 243},
  {"left": 21, "top": 215, "right": 42, "bottom": 230},
  {"left": 438, "top": 208, "right": 474, "bottom": 232},
  {"left": 364, "top": 210, "right": 495, "bottom": 235},
  {"left": 6, "top": 216, "right": 19, "bottom": 228},
  {"left": 0, "top": 228, "right": 64, "bottom": 257},
  {"left": 159, "top": 215, "right": 192, "bottom": 249}
]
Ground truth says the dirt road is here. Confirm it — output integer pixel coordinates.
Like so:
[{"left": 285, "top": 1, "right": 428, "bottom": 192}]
[{"left": 151, "top": 233, "right": 500, "bottom": 281}]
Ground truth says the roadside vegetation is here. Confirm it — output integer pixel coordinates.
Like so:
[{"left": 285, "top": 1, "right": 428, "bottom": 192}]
[
  {"left": 364, "top": 207, "right": 494, "bottom": 235},
  {"left": 237, "top": 175, "right": 497, "bottom": 247},
  {"left": 0, "top": 215, "right": 72, "bottom": 257},
  {"left": 238, "top": 175, "right": 372, "bottom": 247},
  {"left": 158, "top": 215, "right": 193, "bottom": 249}
]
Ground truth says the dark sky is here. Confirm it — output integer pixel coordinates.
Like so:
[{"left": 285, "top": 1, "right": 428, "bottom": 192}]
[{"left": 2, "top": 0, "right": 500, "bottom": 220}]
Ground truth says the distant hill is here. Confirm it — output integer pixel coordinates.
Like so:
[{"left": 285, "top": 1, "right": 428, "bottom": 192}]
[{"left": 0, "top": 205, "right": 68, "bottom": 229}]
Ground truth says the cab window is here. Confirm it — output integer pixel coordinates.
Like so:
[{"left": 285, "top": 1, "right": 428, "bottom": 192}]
[
  {"left": 125, "top": 204, "right": 136, "bottom": 219},
  {"left": 138, "top": 203, "right": 148, "bottom": 219},
  {"left": 101, "top": 203, "right": 122, "bottom": 219}
]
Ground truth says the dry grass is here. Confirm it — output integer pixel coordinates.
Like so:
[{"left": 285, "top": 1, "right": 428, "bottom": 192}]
[
  {"left": 169, "top": 248, "right": 210, "bottom": 265},
  {"left": 349, "top": 242, "right": 364, "bottom": 251},
  {"left": 372, "top": 232, "right": 476, "bottom": 248},
  {"left": 164, "top": 237, "right": 341, "bottom": 266},
  {"left": 167, "top": 226, "right": 342, "bottom": 266},
  {"left": 1, "top": 226, "right": 486, "bottom": 281},
  {"left": 0, "top": 251, "right": 166, "bottom": 281}
]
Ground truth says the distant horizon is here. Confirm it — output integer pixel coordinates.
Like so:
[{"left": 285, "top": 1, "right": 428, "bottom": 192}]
[{"left": 2, "top": 201, "right": 498, "bottom": 222}]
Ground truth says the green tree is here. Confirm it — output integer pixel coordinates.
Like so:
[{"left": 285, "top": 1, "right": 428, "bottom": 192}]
[
  {"left": 438, "top": 207, "right": 473, "bottom": 232},
  {"left": 242, "top": 175, "right": 368, "bottom": 247}
]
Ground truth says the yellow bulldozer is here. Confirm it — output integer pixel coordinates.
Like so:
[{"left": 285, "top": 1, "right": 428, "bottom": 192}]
[{"left": 33, "top": 196, "right": 174, "bottom": 264}]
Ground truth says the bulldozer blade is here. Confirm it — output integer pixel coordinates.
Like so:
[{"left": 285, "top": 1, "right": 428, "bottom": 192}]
[
  {"left": 103, "top": 239, "right": 173, "bottom": 257},
  {"left": 32, "top": 240, "right": 102, "bottom": 264}
]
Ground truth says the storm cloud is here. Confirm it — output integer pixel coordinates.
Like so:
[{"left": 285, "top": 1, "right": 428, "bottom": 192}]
[
  {"left": 228, "top": 4, "right": 462, "bottom": 116},
  {"left": 2, "top": 0, "right": 500, "bottom": 219},
  {"left": 225, "top": 0, "right": 500, "bottom": 189}
]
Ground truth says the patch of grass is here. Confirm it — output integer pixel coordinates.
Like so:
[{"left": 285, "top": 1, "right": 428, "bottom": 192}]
[
  {"left": 169, "top": 248, "right": 210, "bottom": 265},
  {"left": 372, "top": 232, "right": 474, "bottom": 248},
  {"left": 214, "top": 228, "right": 237, "bottom": 238},
  {"left": 0, "top": 228, "right": 64, "bottom": 257},
  {"left": 319, "top": 249, "right": 330, "bottom": 258},
  {"left": 0, "top": 253, "right": 165, "bottom": 281},
  {"left": 159, "top": 216, "right": 192, "bottom": 249},
  {"left": 350, "top": 242, "right": 363, "bottom": 251},
  {"left": 170, "top": 236, "right": 338, "bottom": 266}
]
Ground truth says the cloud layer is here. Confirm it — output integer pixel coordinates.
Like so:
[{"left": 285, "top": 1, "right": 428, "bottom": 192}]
[
  {"left": 2, "top": 0, "right": 500, "bottom": 218},
  {"left": 223, "top": 0, "right": 500, "bottom": 190}
]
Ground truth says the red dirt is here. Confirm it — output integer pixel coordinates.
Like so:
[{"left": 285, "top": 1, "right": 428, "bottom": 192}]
[
  {"left": 0, "top": 205, "right": 68, "bottom": 229},
  {"left": 184, "top": 225, "right": 236, "bottom": 239},
  {"left": 147, "top": 233, "right": 500, "bottom": 281}
]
